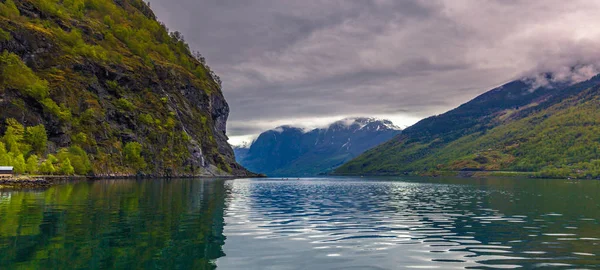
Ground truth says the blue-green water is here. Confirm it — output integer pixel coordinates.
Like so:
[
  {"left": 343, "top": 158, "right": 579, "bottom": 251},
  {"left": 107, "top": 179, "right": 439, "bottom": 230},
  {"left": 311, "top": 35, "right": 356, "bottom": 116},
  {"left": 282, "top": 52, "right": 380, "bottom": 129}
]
[{"left": 1, "top": 177, "right": 599, "bottom": 269}]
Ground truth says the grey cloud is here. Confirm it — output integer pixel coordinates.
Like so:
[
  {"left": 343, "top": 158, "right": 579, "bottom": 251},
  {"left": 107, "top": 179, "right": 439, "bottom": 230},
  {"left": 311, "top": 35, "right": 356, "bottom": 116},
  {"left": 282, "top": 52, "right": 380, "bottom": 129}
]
[{"left": 148, "top": 0, "right": 600, "bottom": 141}]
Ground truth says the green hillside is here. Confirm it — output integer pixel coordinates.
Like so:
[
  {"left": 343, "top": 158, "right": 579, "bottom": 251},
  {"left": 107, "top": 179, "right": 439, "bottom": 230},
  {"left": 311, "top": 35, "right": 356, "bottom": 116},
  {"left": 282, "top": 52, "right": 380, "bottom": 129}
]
[
  {"left": 335, "top": 75, "right": 600, "bottom": 179},
  {"left": 0, "top": 0, "right": 251, "bottom": 176}
]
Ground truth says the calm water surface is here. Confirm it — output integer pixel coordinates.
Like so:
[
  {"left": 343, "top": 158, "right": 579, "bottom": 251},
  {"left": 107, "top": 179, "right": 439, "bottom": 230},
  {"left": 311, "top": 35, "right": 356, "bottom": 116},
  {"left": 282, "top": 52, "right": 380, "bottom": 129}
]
[{"left": 0, "top": 177, "right": 599, "bottom": 269}]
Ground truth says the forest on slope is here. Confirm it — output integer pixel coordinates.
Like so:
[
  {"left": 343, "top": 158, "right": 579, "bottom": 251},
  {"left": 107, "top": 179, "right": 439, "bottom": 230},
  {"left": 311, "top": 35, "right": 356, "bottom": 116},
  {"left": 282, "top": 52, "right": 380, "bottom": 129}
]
[
  {"left": 0, "top": 0, "right": 251, "bottom": 176},
  {"left": 336, "top": 74, "right": 600, "bottom": 179}
]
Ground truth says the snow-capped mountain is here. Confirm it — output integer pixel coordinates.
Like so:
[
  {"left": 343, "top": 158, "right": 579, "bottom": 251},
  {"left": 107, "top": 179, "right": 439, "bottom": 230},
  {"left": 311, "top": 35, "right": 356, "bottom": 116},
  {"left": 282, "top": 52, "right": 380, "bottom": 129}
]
[{"left": 234, "top": 117, "right": 401, "bottom": 176}]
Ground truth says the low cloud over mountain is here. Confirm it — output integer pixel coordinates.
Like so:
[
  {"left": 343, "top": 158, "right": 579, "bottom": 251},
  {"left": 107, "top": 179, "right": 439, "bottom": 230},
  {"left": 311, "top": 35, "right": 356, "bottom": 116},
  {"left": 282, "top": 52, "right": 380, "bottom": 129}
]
[
  {"left": 149, "top": 0, "right": 600, "bottom": 141},
  {"left": 234, "top": 118, "right": 401, "bottom": 176}
]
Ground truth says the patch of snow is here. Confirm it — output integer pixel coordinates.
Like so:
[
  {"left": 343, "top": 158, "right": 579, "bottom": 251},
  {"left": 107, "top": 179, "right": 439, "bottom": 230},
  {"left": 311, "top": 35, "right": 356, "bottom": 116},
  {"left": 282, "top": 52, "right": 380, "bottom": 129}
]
[
  {"left": 384, "top": 122, "right": 401, "bottom": 130},
  {"left": 341, "top": 138, "right": 351, "bottom": 150}
]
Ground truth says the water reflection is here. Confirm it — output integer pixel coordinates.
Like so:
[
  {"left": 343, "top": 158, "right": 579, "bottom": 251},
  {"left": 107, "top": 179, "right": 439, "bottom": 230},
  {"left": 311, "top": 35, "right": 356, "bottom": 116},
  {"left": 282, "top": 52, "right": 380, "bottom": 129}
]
[
  {"left": 0, "top": 179, "right": 229, "bottom": 269},
  {"left": 219, "top": 177, "right": 600, "bottom": 269},
  {"left": 1, "top": 177, "right": 599, "bottom": 269}
]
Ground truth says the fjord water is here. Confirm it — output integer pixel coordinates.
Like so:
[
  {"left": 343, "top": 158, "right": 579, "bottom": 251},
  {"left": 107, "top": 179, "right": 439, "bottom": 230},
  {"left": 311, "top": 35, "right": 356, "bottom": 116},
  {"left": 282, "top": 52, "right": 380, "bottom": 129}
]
[{"left": 0, "top": 178, "right": 599, "bottom": 269}]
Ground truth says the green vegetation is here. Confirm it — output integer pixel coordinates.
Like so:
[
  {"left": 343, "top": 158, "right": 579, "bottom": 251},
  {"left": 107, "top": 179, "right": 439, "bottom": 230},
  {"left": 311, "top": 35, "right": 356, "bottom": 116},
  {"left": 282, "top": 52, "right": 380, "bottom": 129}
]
[
  {"left": 116, "top": 98, "right": 135, "bottom": 111},
  {"left": 0, "top": 51, "right": 50, "bottom": 99},
  {"left": 0, "top": 0, "right": 240, "bottom": 176},
  {"left": 59, "top": 157, "right": 75, "bottom": 175},
  {"left": 40, "top": 154, "right": 58, "bottom": 174},
  {"left": 124, "top": 142, "right": 147, "bottom": 171},
  {"left": 25, "top": 125, "right": 47, "bottom": 155},
  {"left": 336, "top": 77, "right": 600, "bottom": 179},
  {"left": 0, "top": 118, "right": 90, "bottom": 175},
  {"left": 0, "top": 179, "right": 228, "bottom": 269},
  {"left": 26, "top": 154, "right": 39, "bottom": 173},
  {"left": 0, "top": 0, "right": 19, "bottom": 18},
  {"left": 0, "top": 28, "right": 11, "bottom": 41}
]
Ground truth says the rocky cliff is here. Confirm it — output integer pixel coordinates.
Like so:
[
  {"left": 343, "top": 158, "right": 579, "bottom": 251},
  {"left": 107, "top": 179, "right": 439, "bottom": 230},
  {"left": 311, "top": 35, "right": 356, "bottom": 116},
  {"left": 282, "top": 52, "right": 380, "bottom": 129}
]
[{"left": 0, "top": 0, "right": 253, "bottom": 176}]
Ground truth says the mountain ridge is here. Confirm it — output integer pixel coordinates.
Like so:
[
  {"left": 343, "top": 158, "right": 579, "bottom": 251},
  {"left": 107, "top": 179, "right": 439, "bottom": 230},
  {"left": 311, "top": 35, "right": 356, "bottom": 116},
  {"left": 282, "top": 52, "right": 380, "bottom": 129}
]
[
  {"left": 235, "top": 117, "right": 401, "bottom": 176},
  {"left": 335, "top": 72, "right": 600, "bottom": 178}
]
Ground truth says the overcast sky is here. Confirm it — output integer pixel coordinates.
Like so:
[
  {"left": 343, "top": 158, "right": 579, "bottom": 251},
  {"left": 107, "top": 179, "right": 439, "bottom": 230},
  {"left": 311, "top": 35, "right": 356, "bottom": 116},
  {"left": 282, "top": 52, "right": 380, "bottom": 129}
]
[{"left": 147, "top": 0, "right": 600, "bottom": 145}]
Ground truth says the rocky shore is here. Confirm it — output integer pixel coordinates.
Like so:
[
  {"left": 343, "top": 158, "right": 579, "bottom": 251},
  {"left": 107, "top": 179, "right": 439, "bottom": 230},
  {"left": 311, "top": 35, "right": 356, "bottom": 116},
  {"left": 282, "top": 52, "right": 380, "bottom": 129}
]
[
  {"left": 0, "top": 173, "right": 266, "bottom": 189},
  {"left": 0, "top": 177, "right": 52, "bottom": 188}
]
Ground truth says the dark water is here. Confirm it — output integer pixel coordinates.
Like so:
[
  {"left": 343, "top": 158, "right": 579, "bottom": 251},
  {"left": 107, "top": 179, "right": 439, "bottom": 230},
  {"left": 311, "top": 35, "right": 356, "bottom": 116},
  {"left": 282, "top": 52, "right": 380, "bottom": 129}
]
[{"left": 1, "top": 177, "right": 599, "bottom": 269}]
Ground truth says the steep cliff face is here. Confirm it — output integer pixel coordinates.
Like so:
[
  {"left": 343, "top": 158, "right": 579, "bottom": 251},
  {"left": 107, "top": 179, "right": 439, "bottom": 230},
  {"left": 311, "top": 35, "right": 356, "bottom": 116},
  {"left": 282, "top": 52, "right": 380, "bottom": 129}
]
[{"left": 0, "top": 0, "right": 252, "bottom": 176}]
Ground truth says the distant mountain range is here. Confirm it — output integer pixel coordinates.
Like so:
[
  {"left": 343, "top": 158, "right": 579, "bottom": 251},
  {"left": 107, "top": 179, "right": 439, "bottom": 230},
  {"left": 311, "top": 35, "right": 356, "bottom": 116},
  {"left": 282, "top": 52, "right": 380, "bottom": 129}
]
[
  {"left": 335, "top": 72, "right": 600, "bottom": 178},
  {"left": 233, "top": 118, "right": 401, "bottom": 176}
]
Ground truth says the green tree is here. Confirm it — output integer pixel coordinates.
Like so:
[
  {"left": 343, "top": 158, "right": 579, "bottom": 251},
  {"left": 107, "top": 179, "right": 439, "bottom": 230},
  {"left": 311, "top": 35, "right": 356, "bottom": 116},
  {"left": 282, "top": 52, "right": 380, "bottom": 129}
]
[
  {"left": 56, "top": 147, "right": 92, "bottom": 175},
  {"left": 2, "top": 118, "right": 25, "bottom": 153},
  {"left": 47, "top": 154, "right": 58, "bottom": 164},
  {"left": 124, "top": 142, "right": 147, "bottom": 171},
  {"left": 71, "top": 132, "right": 88, "bottom": 146},
  {"left": 13, "top": 154, "right": 25, "bottom": 174},
  {"left": 40, "top": 155, "right": 57, "bottom": 175},
  {"left": 0, "top": 0, "right": 20, "bottom": 18},
  {"left": 0, "top": 142, "right": 8, "bottom": 165},
  {"left": 25, "top": 124, "right": 48, "bottom": 155},
  {"left": 7, "top": 119, "right": 25, "bottom": 136},
  {"left": 68, "top": 146, "right": 92, "bottom": 175},
  {"left": 103, "top": 15, "right": 114, "bottom": 28},
  {"left": 26, "top": 155, "right": 39, "bottom": 174},
  {"left": 59, "top": 158, "right": 75, "bottom": 175}
]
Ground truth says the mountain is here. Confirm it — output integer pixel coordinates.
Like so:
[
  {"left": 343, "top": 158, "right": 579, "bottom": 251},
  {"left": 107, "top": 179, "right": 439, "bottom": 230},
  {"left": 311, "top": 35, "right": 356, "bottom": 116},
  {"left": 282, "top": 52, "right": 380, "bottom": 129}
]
[
  {"left": 236, "top": 118, "right": 401, "bottom": 176},
  {"left": 232, "top": 142, "right": 250, "bottom": 162},
  {"left": 335, "top": 73, "right": 600, "bottom": 178},
  {"left": 0, "top": 0, "right": 253, "bottom": 176}
]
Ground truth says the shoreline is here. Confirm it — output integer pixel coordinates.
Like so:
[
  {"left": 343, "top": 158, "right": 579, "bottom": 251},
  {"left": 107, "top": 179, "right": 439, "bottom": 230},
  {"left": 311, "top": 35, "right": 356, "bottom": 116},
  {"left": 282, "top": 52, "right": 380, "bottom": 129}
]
[
  {"left": 0, "top": 171, "right": 588, "bottom": 189},
  {"left": 330, "top": 170, "right": 591, "bottom": 180},
  {"left": 0, "top": 173, "right": 265, "bottom": 189}
]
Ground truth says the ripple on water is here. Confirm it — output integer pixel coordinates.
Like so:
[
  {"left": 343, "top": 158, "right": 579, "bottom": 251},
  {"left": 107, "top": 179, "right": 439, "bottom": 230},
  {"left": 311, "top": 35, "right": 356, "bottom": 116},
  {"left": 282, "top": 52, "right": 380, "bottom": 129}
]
[{"left": 217, "top": 178, "right": 600, "bottom": 269}]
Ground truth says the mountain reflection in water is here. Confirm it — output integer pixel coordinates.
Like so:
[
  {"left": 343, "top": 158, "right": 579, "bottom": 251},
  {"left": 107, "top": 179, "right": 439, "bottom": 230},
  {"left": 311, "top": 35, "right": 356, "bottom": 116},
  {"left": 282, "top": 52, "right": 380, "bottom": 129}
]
[
  {"left": 219, "top": 177, "right": 600, "bottom": 269},
  {"left": 1, "top": 177, "right": 599, "bottom": 269}
]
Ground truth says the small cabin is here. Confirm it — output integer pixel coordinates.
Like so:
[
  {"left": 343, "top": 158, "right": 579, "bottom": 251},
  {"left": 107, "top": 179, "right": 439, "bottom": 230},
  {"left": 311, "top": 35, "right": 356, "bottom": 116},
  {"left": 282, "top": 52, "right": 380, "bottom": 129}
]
[{"left": 0, "top": 166, "right": 13, "bottom": 178}]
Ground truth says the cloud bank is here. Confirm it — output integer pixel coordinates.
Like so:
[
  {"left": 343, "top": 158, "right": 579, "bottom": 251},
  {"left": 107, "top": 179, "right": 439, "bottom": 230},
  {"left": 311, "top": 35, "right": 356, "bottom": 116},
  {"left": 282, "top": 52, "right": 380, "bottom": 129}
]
[{"left": 147, "top": 0, "right": 600, "bottom": 143}]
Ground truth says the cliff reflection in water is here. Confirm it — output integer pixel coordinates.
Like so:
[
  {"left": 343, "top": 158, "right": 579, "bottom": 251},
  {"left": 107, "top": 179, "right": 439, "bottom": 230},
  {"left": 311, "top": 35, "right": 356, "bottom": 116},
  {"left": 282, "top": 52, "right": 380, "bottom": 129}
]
[{"left": 0, "top": 178, "right": 229, "bottom": 269}]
